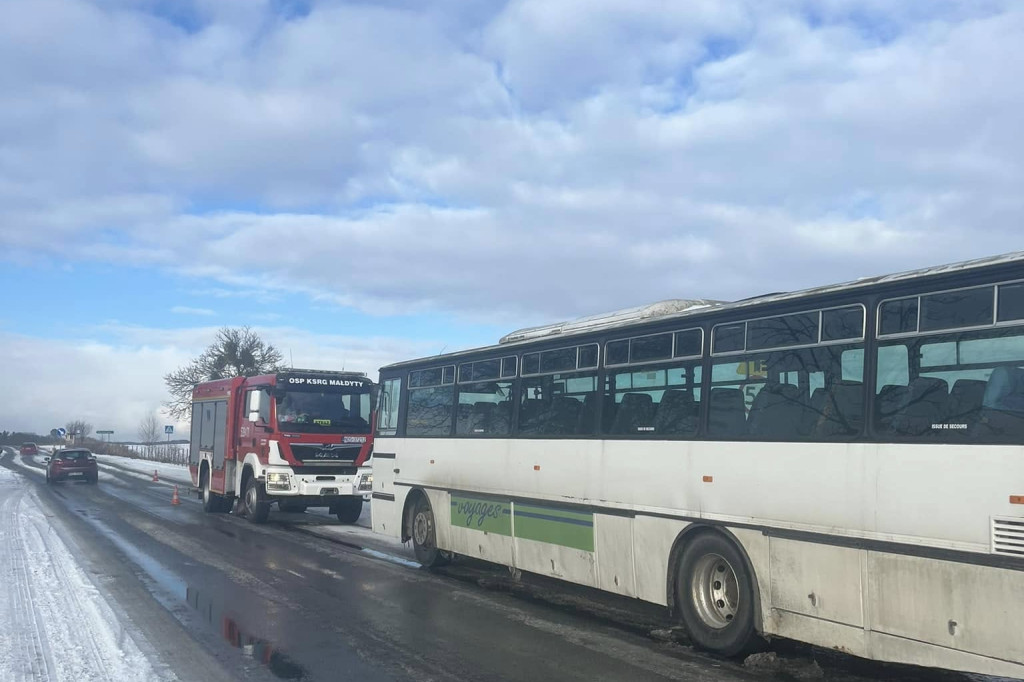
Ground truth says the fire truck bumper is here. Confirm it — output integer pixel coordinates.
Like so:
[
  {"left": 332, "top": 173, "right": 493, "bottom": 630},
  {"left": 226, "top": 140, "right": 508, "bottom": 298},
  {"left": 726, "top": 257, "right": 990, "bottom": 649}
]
[{"left": 263, "top": 468, "right": 372, "bottom": 498}]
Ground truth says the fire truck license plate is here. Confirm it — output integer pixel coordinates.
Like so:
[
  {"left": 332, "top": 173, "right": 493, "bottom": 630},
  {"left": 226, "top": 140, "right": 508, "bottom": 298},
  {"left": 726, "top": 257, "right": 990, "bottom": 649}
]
[{"left": 320, "top": 488, "right": 338, "bottom": 496}]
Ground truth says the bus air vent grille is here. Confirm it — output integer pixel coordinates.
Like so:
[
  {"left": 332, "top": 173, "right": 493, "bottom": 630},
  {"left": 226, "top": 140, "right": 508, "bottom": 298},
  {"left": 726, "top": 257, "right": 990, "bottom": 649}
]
[{"left": 991, "top": 517, "right": 1024, "bottom": 557}]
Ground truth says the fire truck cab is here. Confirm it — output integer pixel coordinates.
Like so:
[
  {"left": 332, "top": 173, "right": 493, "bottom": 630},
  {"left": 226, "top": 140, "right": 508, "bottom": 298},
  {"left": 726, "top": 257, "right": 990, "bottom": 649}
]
[{"left": 189, "top": 369, "right": 374, "bottom": 524}]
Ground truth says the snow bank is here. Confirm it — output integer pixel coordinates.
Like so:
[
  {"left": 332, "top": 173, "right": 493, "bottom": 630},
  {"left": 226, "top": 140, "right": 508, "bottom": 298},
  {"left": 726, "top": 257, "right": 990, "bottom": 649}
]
[{"left": 0, "top": 467, "right": 172, "bottom": 681}]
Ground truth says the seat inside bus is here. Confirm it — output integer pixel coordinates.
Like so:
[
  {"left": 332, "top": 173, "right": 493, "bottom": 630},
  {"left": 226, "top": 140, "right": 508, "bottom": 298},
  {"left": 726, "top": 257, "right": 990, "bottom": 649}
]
[
  {"left": 973, "top": 365, "right": 1024, "bottom": 440},
  {"left": 610, "top": 393, "right": 656, "bottom": 434},
  {"left": 707, "top": 387, "right": 746, "bottom": 437},
  {"left": 654, "top": 389, "right": 699, "bottom": 435},
  {"left": 747, "top": 382, "right": 809, "bottom": 438}
]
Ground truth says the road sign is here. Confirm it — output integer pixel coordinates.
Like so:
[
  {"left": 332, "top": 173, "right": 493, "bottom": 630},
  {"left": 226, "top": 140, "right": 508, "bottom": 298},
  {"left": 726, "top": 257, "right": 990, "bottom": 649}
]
[
  {"left": 57, "top": 427, "right": 66, "bottom": 437},
  {"left": 164, "top": 425, "right": 174, "bottom": 435},
  {"left": 96, "top": 430, "right": 114, "bottom": 434}
]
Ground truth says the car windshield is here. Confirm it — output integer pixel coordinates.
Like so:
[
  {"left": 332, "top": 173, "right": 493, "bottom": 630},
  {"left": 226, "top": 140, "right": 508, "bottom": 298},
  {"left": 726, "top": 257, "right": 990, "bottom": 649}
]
[
  {"left": 61, "top": 450, "right": 90, "bottom": 460},
  {"left": 276, "top": 388, "right": 372, "bottom": 434}
]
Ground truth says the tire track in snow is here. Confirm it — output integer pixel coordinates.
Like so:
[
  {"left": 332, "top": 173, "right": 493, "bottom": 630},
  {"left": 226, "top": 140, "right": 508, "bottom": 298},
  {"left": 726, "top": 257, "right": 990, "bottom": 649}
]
[
  {"left": 1, "top": 476, "right": 57, "bottom": 681},
  {"left": 0, "top": 467, "right": 170, "bottom": 681}
]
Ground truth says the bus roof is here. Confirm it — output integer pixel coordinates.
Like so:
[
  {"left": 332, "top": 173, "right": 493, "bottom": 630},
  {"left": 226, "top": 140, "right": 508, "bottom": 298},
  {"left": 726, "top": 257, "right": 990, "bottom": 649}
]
[{"left": 381, "top": 250, "right": 1024, "bottom": 372}]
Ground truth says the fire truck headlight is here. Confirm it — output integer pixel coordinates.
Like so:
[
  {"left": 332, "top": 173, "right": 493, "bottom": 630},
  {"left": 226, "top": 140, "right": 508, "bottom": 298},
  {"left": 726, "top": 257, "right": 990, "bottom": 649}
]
[
  {"left": 266, "top": 472, "right": 292, "bottom": 491},
  {"left": 357, "top": 473, "right": 373, "bottom": 492}
]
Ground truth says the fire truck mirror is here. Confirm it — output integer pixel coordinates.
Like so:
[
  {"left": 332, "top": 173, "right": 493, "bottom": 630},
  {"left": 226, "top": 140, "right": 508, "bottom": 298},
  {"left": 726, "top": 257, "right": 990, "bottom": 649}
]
[{"left": 247, "top": 390, "right": 263, "bottom": 423}]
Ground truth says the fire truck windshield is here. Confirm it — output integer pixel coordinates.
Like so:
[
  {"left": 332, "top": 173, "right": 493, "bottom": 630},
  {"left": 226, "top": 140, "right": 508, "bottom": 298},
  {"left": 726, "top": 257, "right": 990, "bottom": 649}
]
[{"left": 275, "top": 387, "right": 372, "bottom": 434}]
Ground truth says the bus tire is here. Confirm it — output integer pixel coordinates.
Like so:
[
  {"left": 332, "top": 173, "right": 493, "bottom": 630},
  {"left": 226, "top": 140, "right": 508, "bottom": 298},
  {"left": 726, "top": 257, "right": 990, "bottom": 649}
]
[
  {"left": 201, "top": 467, "right": 227, "bottom": 513},
  {"left": 243, "top": 475, "right": 271, "bottom": 524},
  {"left": 334, "top": 497, "right": 362, "bottom": 524},
  {"left": 675, "top": 532, "right": 756, "bottom": 657},
  {"left": 410, "top": 494, "right": 449, "bottom": 568}
]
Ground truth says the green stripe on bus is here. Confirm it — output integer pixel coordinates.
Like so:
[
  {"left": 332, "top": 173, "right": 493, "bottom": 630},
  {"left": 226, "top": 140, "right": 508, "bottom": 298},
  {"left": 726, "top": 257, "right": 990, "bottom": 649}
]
[
  {"left": 514, "top": 503, "right": 592, "bottom": 523},
  {"left": 450, "top": 495, "right": 512, "bottom": 536},
  {"left": 513, "top": 504, "right": 594, "bottom": 552}
]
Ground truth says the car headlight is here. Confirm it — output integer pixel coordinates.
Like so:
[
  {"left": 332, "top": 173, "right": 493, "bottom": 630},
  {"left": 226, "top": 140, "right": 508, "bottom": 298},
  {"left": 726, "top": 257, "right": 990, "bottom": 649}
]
[
  {"left": 266, "top": 472, "right": 292, "bottom": 491},
  {"left": 357, "top": 473, "right": 373, "bottom": 492}
]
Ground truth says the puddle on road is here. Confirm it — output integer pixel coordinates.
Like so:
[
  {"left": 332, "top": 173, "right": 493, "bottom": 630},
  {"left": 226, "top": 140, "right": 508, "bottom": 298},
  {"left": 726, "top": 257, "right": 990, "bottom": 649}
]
[
  {"left": 188, "top": 585, "right": 307, "bottom": 679},
  {"left": 87, "top": 518, "right": 309, "bottom": 680}
]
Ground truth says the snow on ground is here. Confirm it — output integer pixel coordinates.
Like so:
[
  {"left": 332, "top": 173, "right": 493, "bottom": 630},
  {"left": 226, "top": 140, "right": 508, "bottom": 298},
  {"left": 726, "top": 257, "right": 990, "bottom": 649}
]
[
  {"left": 93, "top": 455, "right": 192, "bottom": 487},
  {"left": 0, "top": 466, "right": 173, "bottom": 682}
]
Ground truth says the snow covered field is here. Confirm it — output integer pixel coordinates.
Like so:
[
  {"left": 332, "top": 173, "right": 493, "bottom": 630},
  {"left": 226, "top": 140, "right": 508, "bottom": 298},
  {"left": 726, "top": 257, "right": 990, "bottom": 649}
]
[{"left": 0, "top": 466, "right": 172, "bottom": 681}]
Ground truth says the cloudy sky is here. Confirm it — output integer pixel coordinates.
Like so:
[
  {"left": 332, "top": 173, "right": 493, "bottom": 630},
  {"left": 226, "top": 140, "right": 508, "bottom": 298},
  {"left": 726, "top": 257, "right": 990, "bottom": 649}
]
[{"left": 1, "top": 0, "right": 1022, "bottom": 437}]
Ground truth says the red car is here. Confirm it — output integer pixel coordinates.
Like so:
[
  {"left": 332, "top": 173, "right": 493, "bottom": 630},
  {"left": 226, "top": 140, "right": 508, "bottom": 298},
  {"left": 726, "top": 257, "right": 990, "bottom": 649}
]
[
  {"left": 20, "top": 442, "right": 38, "bottom": 456},
  {"left": 46, "top": 448, "right": 99, "bottom": 484}
]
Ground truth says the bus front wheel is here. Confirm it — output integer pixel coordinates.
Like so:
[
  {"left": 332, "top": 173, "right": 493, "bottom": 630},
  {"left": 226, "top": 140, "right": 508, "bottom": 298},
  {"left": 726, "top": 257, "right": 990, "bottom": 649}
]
[
  {"left": 410, "top": 495, "right": 449, "bottom": 568},
  {"left": 675, "top": 532, "right": 756, "bottom": 657}
]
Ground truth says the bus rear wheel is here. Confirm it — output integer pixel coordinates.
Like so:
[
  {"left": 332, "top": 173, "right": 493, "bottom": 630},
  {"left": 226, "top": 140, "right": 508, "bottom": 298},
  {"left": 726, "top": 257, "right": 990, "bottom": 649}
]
[
  {"left": 410, "top": 495, "right": 449, "bottom": 568},
  {"left": 675, "top": 532, "right": 756, "bottom": 657}
]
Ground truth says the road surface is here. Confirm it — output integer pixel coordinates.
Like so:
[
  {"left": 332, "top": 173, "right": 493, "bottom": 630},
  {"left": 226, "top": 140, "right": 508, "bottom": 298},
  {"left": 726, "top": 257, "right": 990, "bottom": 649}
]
[{"left": 0, "top": 446, "right": 983, "bottom": 682}]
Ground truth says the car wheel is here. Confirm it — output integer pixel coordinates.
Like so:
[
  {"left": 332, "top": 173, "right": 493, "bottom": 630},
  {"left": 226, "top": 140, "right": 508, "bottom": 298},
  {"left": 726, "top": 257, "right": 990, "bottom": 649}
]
[
  {"left": 410, "top": 495, "right": 449, "bottom": 568},
  {"left": 334, "top": 497, "right": 362, "bottom": 524},
  {"left": 675, "top": 532, "right": 757, "bottom": 657},
  {"left": 243, "top": 476, "right": 270, "bottom": 524},
  {"left": 88, "top": 473, "right": 98, "bottom": 484}
]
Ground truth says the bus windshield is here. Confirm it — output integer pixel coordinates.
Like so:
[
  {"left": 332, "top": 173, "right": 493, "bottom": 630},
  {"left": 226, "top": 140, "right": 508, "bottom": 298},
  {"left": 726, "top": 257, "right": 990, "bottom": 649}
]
[{"left": 276, "top": 388, "right": 372, "bottom": 434}]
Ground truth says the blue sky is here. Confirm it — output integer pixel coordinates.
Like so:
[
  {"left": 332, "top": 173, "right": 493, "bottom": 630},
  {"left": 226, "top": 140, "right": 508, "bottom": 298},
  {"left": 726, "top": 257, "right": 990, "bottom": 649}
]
[{"left": 1, "top": 0, "right": 1022, "bottom": 436}]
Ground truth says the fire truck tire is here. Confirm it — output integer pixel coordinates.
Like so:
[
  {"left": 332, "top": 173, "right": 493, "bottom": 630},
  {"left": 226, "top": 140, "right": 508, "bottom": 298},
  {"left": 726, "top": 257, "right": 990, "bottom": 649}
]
[
  {"left": 244, "top": 476, "right": 271, "bottom": 524},
  {"left": 201, "top": 469, "right": 228, "bottom": 513},
  {"left": 410, "top": 495, "right": 449, "bottom": 568},
  {"left": 334, "top": 497, "right": 362, "bottom": 524}
]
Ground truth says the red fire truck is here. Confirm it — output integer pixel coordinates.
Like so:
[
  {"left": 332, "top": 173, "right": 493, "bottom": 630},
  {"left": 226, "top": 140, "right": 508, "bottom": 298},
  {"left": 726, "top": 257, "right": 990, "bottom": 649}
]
[{"left": 188, "top": 369, "right": 374, "bottom": 524}]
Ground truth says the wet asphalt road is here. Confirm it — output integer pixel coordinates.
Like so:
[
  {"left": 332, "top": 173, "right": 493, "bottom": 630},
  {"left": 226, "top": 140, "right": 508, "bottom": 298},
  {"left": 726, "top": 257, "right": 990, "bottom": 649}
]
[
  {"left": 2, "top": 448, "right": 767, "bottom": 682},
  {"left": 1, "top": 448, "right": 983, "bottom": 682}
]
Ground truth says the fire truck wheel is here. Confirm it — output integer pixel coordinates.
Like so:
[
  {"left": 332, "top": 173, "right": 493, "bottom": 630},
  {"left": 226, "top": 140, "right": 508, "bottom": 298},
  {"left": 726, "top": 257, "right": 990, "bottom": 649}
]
[
  {"left": 334, "top": 497, "right": 362, "bottom": 524},
  {"left": 201, "top": 469, "right": 228, "bottom": 513},
  {"left": 243, "top": 476, "right": 271, "bottom": 524},
  {"left": 411, "top": 495, "right": 450, "bottom": 568}
]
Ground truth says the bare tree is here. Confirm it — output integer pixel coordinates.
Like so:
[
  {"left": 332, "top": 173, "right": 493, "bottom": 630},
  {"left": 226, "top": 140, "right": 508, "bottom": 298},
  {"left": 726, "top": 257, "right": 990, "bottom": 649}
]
[
  {"left": 164, "top": 327, "right": 285, "bottom": 420},
  {"left": 138, "top": 413, "right": 161, "bottom": 444},
  {"left": 65, "top": 419, "right": 93, "bottom": 444}
]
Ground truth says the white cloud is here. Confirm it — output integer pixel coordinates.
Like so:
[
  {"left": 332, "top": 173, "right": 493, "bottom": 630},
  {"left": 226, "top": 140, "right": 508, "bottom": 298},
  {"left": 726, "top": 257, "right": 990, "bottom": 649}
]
[
  {"left": 1, "top": 0, "right": 1023, "bottom": 321},
  {"left": 170, "top": 305, "right": 216, "bottom": 316},
  {"left": 0, "top": 325, "right": 437, "bottom": 437}
]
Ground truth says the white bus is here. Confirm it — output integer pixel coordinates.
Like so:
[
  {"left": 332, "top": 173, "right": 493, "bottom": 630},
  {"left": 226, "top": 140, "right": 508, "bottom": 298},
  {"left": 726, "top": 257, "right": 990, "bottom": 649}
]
[{"left": 371, "top": 252, "right": 1024, "bottom": 678}]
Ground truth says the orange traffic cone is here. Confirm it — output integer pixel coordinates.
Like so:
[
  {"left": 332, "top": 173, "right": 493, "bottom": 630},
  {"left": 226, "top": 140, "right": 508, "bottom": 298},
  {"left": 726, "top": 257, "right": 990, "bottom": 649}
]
[
  {"left": 152, "top": 469, "right": 159, "bottom": 482},
  {"left": 171, "top": 485, "right": 180, "bottom": 505}
]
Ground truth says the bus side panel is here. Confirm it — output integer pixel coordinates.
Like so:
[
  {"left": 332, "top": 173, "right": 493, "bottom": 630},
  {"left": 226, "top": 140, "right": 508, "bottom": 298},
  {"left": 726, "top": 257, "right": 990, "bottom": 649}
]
[
  {"left": 869, "top": 630, "right": 1024, "bottom": 680},
  {"left": 769, "top": 538, "right": 865, "bottom": 627},
  {"left": 445, "top": 491, "right": 515, "bottom": 567},
  {"left": 633, "top": 515, "right": 687, "bottom": 606},
  {"left": 770, "top": 610, "right": 867, "bottom": 657},
  {"left": 594, "top": 514, "right": 636, "bottom": 597},
  {"left": 869, "top": 552, "right": 1024, "bottom": 665}
]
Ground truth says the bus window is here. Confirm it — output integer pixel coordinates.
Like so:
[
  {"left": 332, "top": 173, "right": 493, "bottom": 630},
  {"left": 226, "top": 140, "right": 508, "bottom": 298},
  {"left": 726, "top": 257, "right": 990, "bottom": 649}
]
[
  {"left": 456, "top": 381, "right": 512, "bottom": 436},
  {"left": 519, "top": 372, "right": 598, "bottom": 436}
]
